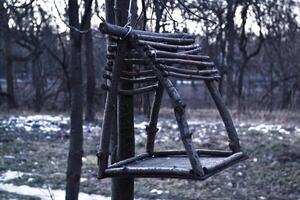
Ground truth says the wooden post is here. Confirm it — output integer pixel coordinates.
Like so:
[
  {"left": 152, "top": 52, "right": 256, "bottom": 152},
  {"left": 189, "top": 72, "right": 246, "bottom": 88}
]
[
  {"left": 66, "top": 0, "right": 83, "bottom": 199},
  {"left": 112, "top": 0, "right": 135, "bottom": 200},
  {"left": 103, "top": 0, "right": 119, "bottom": 197}
]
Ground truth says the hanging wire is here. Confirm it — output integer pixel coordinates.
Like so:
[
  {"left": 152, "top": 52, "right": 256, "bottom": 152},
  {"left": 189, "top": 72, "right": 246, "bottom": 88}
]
[
  {"left": 125, "top": 0, "right": 133, "bottom": 27},
  {"left": 121, "top": 0, "right": 134, "bottom": 39}
]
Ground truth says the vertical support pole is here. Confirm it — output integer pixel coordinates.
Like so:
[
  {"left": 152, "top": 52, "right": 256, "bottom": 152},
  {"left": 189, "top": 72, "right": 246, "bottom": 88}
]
[
  {"left": 66, "top": 0, "right": 83, "bottom": 199},
  {"left": 205, "top": 80, "right": 241, "bottom": 152},
  {"left": 146, "top": 83, "right": 164, "bottom": 154},
  {"left": 112, "top": 0, "right": 135, "bottom": 200},
  {"left": 97, "top": 41, "right": 126, "bottom": 178},
  {"left": 104, "top": 0, "right": 119, "bottom": 196}
]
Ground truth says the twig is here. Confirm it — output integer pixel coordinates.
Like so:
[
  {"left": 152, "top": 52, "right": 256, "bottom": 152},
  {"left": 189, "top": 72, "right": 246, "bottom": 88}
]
[
  {"left": 46, "top": 185, "right": 55, "bottom": 200},
  {"left": 177, "top": 0, "right": 216, "bottom": 24},
  {"left": 157, "top": 0, "right": 179, "bottom": 27}
]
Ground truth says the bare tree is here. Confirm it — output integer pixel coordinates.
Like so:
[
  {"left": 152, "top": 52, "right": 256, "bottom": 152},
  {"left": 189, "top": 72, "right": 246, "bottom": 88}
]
[
  {"left": 83, "top": 0, "right": 96, "bottom": 121},
  {"left": 0, "top": 2, "right": 17, "bottom": 108},
  {"left": 65, "top": 0, "right": 83, "bottom": 199},
  {"left": 235, "top": 1, "right": 264, "bottom": 110}
]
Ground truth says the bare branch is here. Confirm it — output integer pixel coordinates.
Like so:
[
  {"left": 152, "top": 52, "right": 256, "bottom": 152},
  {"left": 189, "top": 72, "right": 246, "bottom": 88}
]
[{"left": 53, "top": 0, "right": 91, "bottom": 34}]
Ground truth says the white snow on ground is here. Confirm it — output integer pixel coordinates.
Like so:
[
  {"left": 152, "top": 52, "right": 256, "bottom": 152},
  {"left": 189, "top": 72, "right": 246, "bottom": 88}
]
[
  {"left": 135, "top": 121, "right": 148, "bottom": 129},
  {"left": 2, "top": 115, "right": 69, "bottom": 133},
  {"left": 1, "top": 115, "right": 162, "bottom": 135},
  {"left": 0, "top": 170, "right": 164, "bottom": 200},
  {"left": 1, "top": 115, "right": 202, "bottom": 136},
  {"left": 0, "top": 170, "right": 31, "bottom": 182},
  {"left": 0, "top": 170, "right": 110, "bottom": 200},
  {"left": 248, "top": 124, "right": 291, "bottom": 134},
  {"left": 0, "top": 182, "right": 165, "bottom": 200},
  {"left": 295, "top": 127, "right": 300, "bottom": 136},
  {"left": 150, "top": 189, "right": 169, "bottom": 195},
  {"left": 3, "top": 155, "right": 16, "bottom": 159},
  {"left": 0, "top": 183, "right": 110, "bottom": 200},
  {"left": 0, "top": 115, "right": 104, "bottom": 136},
  {"left": 1, "top": 115, "right": 298, "bottom": 135}
]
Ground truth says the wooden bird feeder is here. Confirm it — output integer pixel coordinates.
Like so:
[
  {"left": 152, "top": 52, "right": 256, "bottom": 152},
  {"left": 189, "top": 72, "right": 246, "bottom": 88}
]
[{"left": 97, "top": 22, "right": 248, "bottom": 180}]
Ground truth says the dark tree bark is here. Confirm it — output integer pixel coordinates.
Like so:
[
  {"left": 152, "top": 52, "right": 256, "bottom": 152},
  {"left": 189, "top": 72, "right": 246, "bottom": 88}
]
[
  {"left": 5, "top": 58, "right": 15, "bottom": 108},
  {"left": 153, "top": 0, "right": 164, "bottom": 33},
  {"left": 32, "top": 57, "right": 43, "bottom": 112},
  {"left": 225, "top": 0, "right": 237, "bottom": 106},
  {"left": 237, "top": 3, "right": 264, "bottom": 110},
  {"left": 65, "top": 0, "right": 83, "bottom": 199},
  {"left": 83, "top": 0, "right": 96, "bottom": 122},
  {"left": 0, "top": 2, "right": 17, "bottom": 108},
  {"left": 112, "top": 0, "right": 135, "bottom": 200}
]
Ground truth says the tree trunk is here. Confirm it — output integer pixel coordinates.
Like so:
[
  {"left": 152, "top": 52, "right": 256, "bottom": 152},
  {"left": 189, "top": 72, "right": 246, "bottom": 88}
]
[
  {"left": 281, "top": 82, "right": 292, "bottom": 109},
  {"left": 0, "top": 2, "right": 17, "bottom": 108},
  {"left": 65, "top": 0, "right": 83, "bottom": 199},
  {"left": 237, "top": 63, "right": 246, "bottom": 111},
  {"left": 84, "top": 0, "right": 96, "bottom": 122},
  {"left": 153, "top": 0, "right": 164, "bottom": 33},
  {"left": 112, "top": 0, "right": 135, "bottom": 200},
  {"left": 32, "top": 58, "right": 43, "bottom": 112},
  {"left": 5, "top": 58, "right": 16, "bottom": 108},
  {"left": 225, "top": 0, "right": 236, "bottom": 106}
]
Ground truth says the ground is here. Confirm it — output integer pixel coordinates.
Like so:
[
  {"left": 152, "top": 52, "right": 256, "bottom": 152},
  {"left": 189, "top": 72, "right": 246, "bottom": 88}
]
[{"left": 0, "top": 109, "right": 300, "bottom": 200}]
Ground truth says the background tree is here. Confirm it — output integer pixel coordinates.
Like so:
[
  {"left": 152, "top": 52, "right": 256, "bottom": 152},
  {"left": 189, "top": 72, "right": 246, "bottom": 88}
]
[
  {"left": 65, "top": 0, "right": 83, "bottom": 199},
  {"left": 65, "top": 0, "right": 93, "bottom": 199},
  {"left": 83, "top": 0, "right": 96, "bottom": 122}
]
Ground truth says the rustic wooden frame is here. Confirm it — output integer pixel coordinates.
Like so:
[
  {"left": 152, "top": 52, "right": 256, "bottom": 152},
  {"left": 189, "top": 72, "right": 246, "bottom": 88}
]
[
  {"left": 97, "top": 22, "right": 247, "bottom": 180},
  {"left": 103, "top": 150, "right": 247, "bottom": 180}
]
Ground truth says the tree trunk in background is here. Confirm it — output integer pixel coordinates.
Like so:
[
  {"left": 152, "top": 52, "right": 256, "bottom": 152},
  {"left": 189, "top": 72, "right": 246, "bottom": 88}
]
[
  {"left": 5, "top": 58, "right": 15, "bottom": 108},
  {"left": 225, "top": 0, "right": 236, "bottom": 106},
  {"left": 0, "top": 2, "right": 17, "bottom": 108},
  {"left": 65, "top": 0, "right": 83, "bottom": 199},
  {"left": 32, "top": 58, "right": 43, "bottom": 112},
  {"left": 281, "top": 82, "right": 292, "bottom": 109},
  {"left": 112, "top": 0, "right": 135, "bottom": 200},
  {"left": 153, "top": 0, "right": 164, "bottom": 33},
  {"left": 84, "top": 0, "right": 96, "bottom": 122}
]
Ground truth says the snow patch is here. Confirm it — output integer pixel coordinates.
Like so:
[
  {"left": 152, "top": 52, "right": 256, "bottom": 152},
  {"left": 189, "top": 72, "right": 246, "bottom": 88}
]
[
  {"left": 134, "top": 121, "right": 148, "bottom": 129},
  {"left": 1, "top": 115, "right": 69, "bottom": 133},
  {"left": 0, "top": 170, "right": 31, "bottom": 182},
  {"left": 0, "top": 115, "right": 104, "bottom": 136},
  {"left": 3, "top": 155, "right": 15, "bottom": 159},
  {"left": 248, "top": 124, "right": 291, "bottom": 135},
  {"left": 0, "top": 183, "right": 110, "bottom": 200},
  {"left": 150, "top": 189, "right": 169, "bottom": 195}
]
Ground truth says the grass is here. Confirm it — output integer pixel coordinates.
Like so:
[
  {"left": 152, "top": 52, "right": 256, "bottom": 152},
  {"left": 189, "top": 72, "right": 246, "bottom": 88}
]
[{"left": 0, "top": 110, "right": 300, "bottom": 199}]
